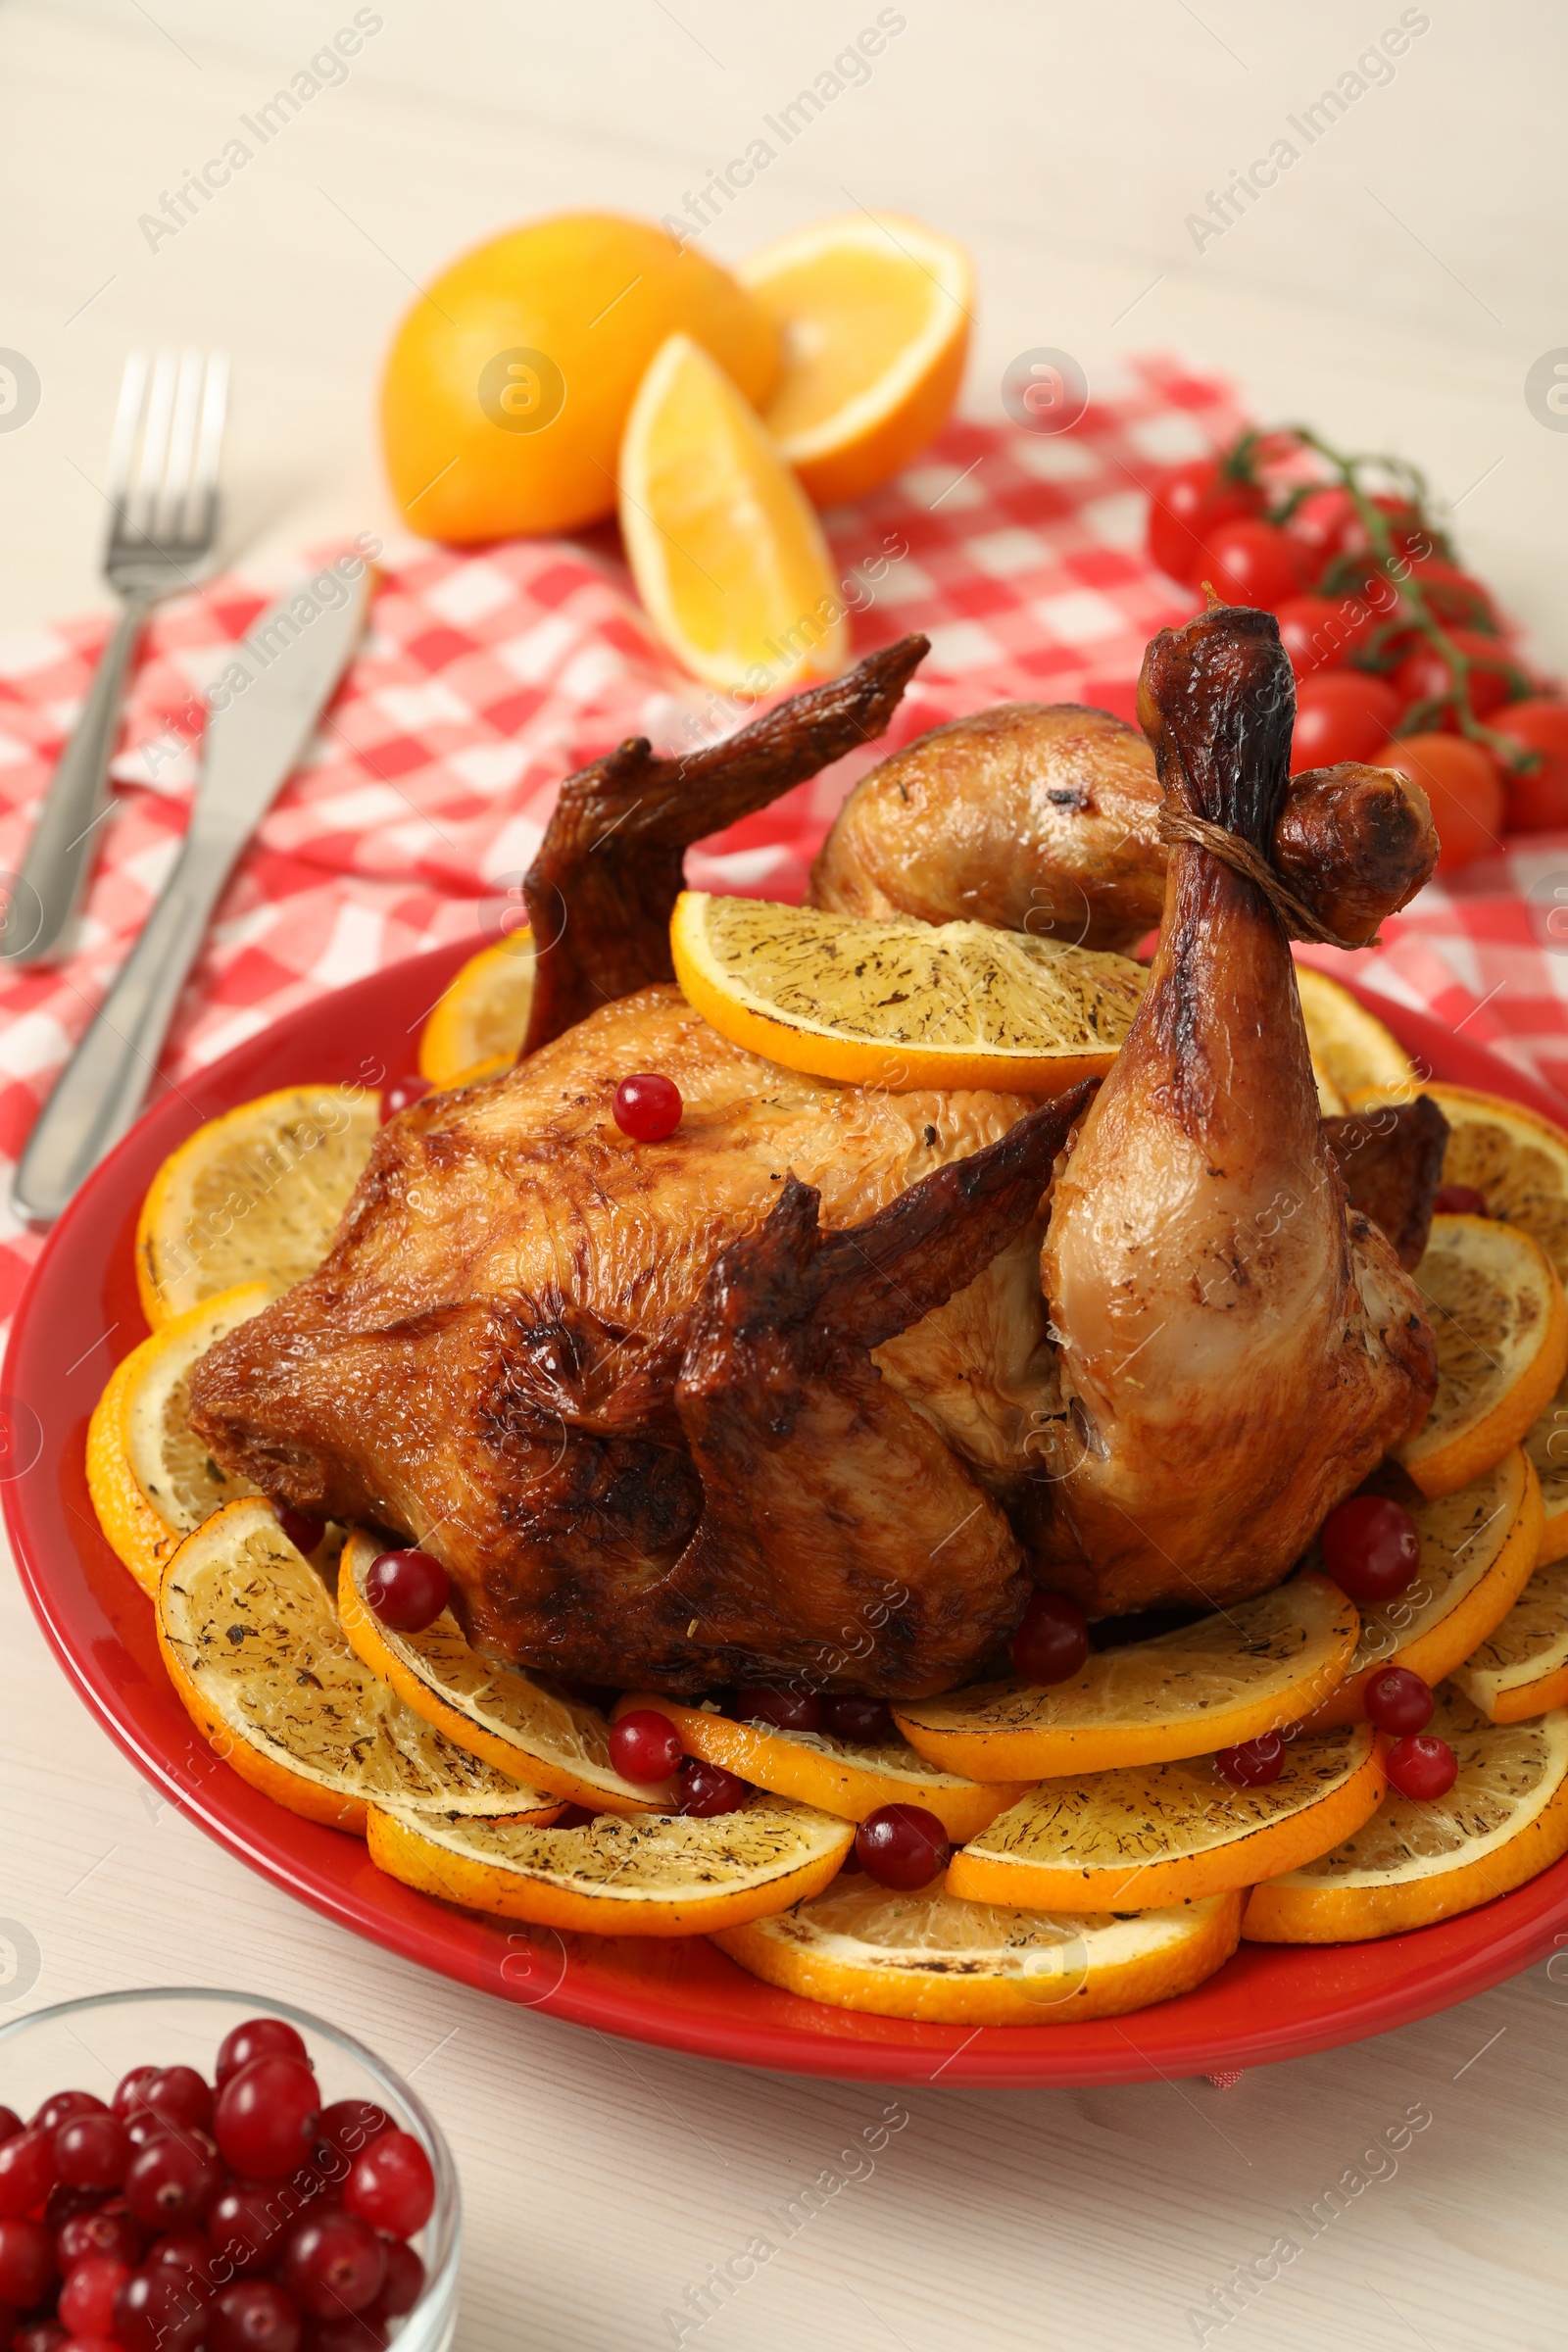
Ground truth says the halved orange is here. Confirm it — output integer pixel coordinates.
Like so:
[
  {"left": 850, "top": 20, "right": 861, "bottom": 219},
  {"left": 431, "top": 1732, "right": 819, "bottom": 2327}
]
[
  {"left": 338, "top": 1532, "right": 672, "bottom": 1814},
  {"left": 618, "top": 332, "right": 847, "bottom": 692},
  {"left": 736, "top": 211, "right": 972, "bottom": 508},
  {"left": 136, "top": 1086, "right": 379, "bottom": 1327},
  {"left": 1451, "top": 1554, "right": 1568, "bottom": 1722},
  {"left": 948, "top": 1724, "right": 1385, "bottom": 1910},
  {"left": 367, "top": 1793, "right": 853, "bottom": 1937},
  {"left": 1397, "top": 1214, "right": 1568, "bottom": 1495},
  {"left": 158, "top": 1500, "right": 558, "bottom": 1834},
  {"left": 894, "top": 1572, "right": 1358, "bottom": 1781},
  {"left": 615, "top": 1693, "right": 1026, "bottom": 1839},
  {"left": 670, "top": 890, "right": 1147, "bottom": 1094},
  {"left": 417, "top": 933, "right": 534, "bottom": 1089},
  {"left": 86, "top": 1282, "right": 273, "bottom": 1595},
  {"left": 1243, "top": 1686, "right": 1568, "bottom": 1942},
  {"left": 712, "top": 1883, "right": 1243, "bottom": 2026},
  {"left": 1304, "top": 1450, "right": 1543, "bottom": 1728}
]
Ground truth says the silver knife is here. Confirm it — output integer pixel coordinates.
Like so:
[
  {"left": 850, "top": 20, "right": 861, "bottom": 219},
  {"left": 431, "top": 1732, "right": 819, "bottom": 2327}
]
[{"left": 13, "top": 560, "right": 374, "bottom": 1224}]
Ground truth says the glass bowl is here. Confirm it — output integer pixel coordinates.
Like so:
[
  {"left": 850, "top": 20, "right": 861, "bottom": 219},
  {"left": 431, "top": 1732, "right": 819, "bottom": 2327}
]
[{"left": 0, "top": 1986, "right": 460, "bottom": 2350}]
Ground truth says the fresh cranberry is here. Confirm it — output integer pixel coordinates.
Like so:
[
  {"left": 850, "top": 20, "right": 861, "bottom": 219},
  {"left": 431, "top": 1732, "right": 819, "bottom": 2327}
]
[
  {"left": 33, "top": 2092, "right": 107, "bottom": 2135},
  {"left": 112, "top": 2069, "right": 160, "bottom": 2122},
  {"left": 0, "top": 2128, "right": 60, "bottom": 2216},
  {"left": 856, "top": 1803, "right": 950, "bottom": 1889},
  {"left": 11, "top": 2326, "right": 67, "bottom": 2352},
  {"left": 215, "top": 2019, "right": 311, "bottom": 2088},
  {"left": 821, "top": 1695, "right": 894, "bottom": 1743},
  {"left": 123, "top": 2130, "right": 221, "bottom": 2231},
  {"left": 59, "top": 2254, "right": 129, "bottom": 2340},
  {"left": 53, "top": 2114, "right": 128, "bottom": 2192},
  {"left": 1321, "top": 1494, "right": 1421, "bottom": 1606},
  {"left": 678, "top": 1757, "right": 749, "bottom": 1817},
  {"left": 1363, "top": 1667, "right": 1435, "bottom": 1736},
  {"left": 612, "top": 1074, "right": 682, "bottom": 1143},
  {"left": 140, "top": 2070, "right": 213, "bottom": 2133},
  {"left": 0, "top": 2106, "right": 21, "bottom": 2144},
  {"left": 113, "top": 2259, "right": 212, "bottom": 2352},
  {"left": 312, "top": 2104, "right": 392, "bottom": 2184},
  {"left": 208, "top": 2278, "right": 303, "bottom": 2352},
  {"left": 378, "top": 1074, "right": 431, "bottom": 1124},
  {"left": 1386, "top": 1734, "right": 1459, "bottom": 1800},
  {"left": 215, "top": 2061, "right": 320, "bottom": 2182},
  {"left": 366, "top": 2239, "right": 423, "bottom": 2320},
  {"left": 1216, "top": 1734, "right": 1286, "bottom": 1787},
  {"left": 280, "top": 2212, "right": 386, "bottom": 2320},
  {"left": 44, "top": 2180, "right": 107, "bottom": 2229},
  {"left": 1434, "top": 1185, "right": 1489, "bottom": 1216},
  {"left": 732, "top": 1687, "right": 823, "bottom": 1734},
  {"left": 304, "top": 2318, "right": 388, "bottom": 2352},
  {"left": 1009, "top": 1590, "right": 1091, "bottom": 1685},
  {"left": 206, "top": 2182, "right": 292, "bottom": 2277},
  {"left": 122, "top": 2109, "right": 171, "bottom": 2151},
  {"left": 149, "top": 2227, "right": 219, "bottom": 2284},
  {"left": 608, "top": 1710, "right": 683, "bottom": 1784},
  {"left": 343, "top": 2132, "right": 434, "bottom": 2242},
  {"left": 277, "top": 1509, "right": 327, "bottom": 1555},
  {"left": 364, "top": 1548, "right": 450, "bottom": 1634},
  {"left": 0, "top": 2215, "right": 54, "bottom": 2306},
  {"left": 56, "top": 2203, "right": 141, "bottom": 2271}
]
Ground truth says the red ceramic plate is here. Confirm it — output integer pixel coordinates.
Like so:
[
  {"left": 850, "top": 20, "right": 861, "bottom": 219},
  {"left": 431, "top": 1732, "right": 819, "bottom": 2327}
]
[{"left": 8, "top": 943, "right": 1568, "bottom": 2085}]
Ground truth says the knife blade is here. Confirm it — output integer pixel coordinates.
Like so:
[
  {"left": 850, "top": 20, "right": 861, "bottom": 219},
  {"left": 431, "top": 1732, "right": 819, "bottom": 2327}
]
[{"left": 13, "top": 560, "right": 374, "bottom": 1224}]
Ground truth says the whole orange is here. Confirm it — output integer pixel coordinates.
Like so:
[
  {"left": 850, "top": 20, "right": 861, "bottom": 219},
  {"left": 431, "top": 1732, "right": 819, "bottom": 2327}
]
[{"left": 379, "top": 214, "right": 779, "bottom": 542}]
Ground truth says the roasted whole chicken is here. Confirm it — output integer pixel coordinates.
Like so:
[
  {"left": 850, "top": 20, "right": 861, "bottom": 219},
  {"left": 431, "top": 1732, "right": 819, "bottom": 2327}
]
[{"left": 191, "top": 609, "right": 1441, "bottom": 1694}]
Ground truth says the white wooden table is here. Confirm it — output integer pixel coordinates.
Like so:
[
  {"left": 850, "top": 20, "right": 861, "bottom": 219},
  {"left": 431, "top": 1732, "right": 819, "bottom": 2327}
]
[{"left": 3, "top": 8, "right": 1566, "bottom": 2345}]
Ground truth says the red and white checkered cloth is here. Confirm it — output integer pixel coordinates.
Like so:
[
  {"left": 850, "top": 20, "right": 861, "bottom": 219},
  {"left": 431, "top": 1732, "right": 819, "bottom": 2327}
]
[{"left": 1, "top": 351, "right": 1564, "bottom": 1326}]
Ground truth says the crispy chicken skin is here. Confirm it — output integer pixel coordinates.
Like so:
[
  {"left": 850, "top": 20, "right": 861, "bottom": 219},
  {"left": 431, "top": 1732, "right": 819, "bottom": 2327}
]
[
  {"left": 1029, "top": 606, "right": 1437, "bottom": 1614},
  {"left": 810, "top": 704, "right": 1438, "bottom": 954}
]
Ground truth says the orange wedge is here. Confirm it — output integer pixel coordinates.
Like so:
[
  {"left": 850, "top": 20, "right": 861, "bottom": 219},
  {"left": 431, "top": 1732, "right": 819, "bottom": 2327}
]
[
  {"left": 367, "top": 1793, "right": 853, "bottom": 1937},
  {"left": 1243, "top": 1686, "right": 1568, "bottom": 1942},
  {"left": 417, "top": 933, "right": 534, "bottom": 1089},
  {"left": 948, "top": 1724, "right": 1385, "bottom": 1910},
  {"left": 670, "top": 890, "right": 1147, "bottom": 1094},
  {"left": 1451, "top": 1553, "right": 1568, "bottom": 1722},
  {"left": 87, "top": 1282, "right": 274, "bottom": 1595},
  {"left": 136, "top": 1086, "right": 379, "bottom": 1327},
  {"left": 618, "top": 332, "right": 848, "bottom": 692},
  {"left": 1420, "top": 1083, "right": 1568, "bottom": 1281},
  {"left": 1397, "top": 1214, "right": 1568, "bottom": 1496},
  {"left": 713, "top": 1883, "right": 1243, "bottom": 2027},
  {"left": 615, "top": 1693, "right": 1025, "bottom": 1839},
  {"left": 736, "top": 211, "right": 972, "bottom": 508},
  {"left": 894, "top": 1572, "right": 1357, "bottom": 1781},
  {"left": 1305, "top": 1451, "right": 1543, "bottom": 1728},
  {"left": 338, "top": 1532, "right": 671, "bottom": 1815},
  {"left": 158, "top": 1500, "right": 558, "bottom": 1834}
]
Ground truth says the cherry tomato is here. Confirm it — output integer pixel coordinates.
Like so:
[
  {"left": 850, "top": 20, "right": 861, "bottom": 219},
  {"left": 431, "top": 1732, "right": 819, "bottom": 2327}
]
[
  {"left": 1377, "top": 733, "right": 1505, "bottom": 875},
  {"left": 1289, "top": 671, "right": 1403, "bottom": 773},
  {"left": 1198, "top": 518, "right": 1307, "bottom": 612},
  {"left": 1146, "top": 459, "right": 1263, "bottom": 586},
  {"left": 1393, "top": 628, "right": 1519, "bottom": 724},
  {"left": 1403, "top": 558, "right": 1496, "bottom": 631},
  {"left": 1341, "top": 495, "right": 1435, "bottom": 566},
  {"left": 1287, "top": 484, "right": 1358, "bottom": 567},
  {"left": 1490, "top": 698, "right": 1568, "bottom": 833},
  {"left": 1274, "top": 594, "right": 1374, "bottom": 679}
]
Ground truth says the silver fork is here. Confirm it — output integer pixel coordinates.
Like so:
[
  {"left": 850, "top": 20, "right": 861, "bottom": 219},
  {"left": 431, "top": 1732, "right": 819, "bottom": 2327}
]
[{"left": 1, "top": 349, "right": 228, "bottom": 965}]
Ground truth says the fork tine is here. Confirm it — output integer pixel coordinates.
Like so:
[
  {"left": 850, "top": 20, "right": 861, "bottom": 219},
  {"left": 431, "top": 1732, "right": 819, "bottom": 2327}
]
[
  {"left": 187, "top": 353, "right": 228, "bottom": 544},
  {"left": 125, "top": 351, "right": 178, "bottom": 541},
  {"left": 104, "top": 353, "right": 149, "bottom": 516},
  {"left": 156, "top": 349, "right": 205, "bottom": 543}
]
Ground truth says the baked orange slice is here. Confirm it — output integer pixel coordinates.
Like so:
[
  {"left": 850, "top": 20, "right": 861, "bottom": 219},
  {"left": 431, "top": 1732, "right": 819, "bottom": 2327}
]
[
  {"left": 1295, "top": 965, "right": 1416, "bottom": 1103},
  {"left": 712, "top": 1882, "right": 1243, "bottom": 2027},
  {"left": 338, "top": 1533, "right": 671, "bottom": 1815},
  {"left": 670, "top": 891, "right": 1147, "bottom": 1094},
  {"left": 615, "top": 1693, "right": 1026, "bottom": 1840},
  {"left": 86, "top": 1282, "right": 274, "bottom": 1595},
  {"left": 1304, "top": 1451, "right": 1543, "bottom": 1728},
  {"left": 136, "top": 1086, "right": 379, "bottom": 1327},
  {"left": 1450, "top": 1554, "right": 1568, "bottom": 1722},
  {"left": 1523, "top": 1362, "right": 1568, "bottom": 1565},
  {"left": 158, "top": 1500, "right": 558, "bottom": 1834},
  {"left": 618, "top": 332, "right": 846, "bottom": 692},
  {"left": 1420, "top": 1083, "right": 1568, "bottom": 1281},
  {"left": 367, "top": 1793, "right": 853, "bottom": 1937},
  {"left": 947, "top": 1724, "right": 1384, "bottom": 1910},
  {"left": 1397, "top": 1214, "right": 1568, "bottom": 1496},
  {"left": 735, "top": 211, "right": 972, "bottom": 508},
  {"left": 894, "top": 1572, "right": 1357, "bottom": 1781},
  {"left": 416, "top": 933, "right": 533, "bottom": 1089},
  {"left": 1243, "top": 1686, "right": 1568, "bottom": 1942}
]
